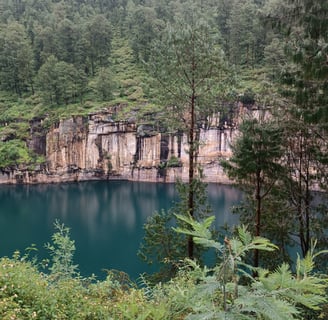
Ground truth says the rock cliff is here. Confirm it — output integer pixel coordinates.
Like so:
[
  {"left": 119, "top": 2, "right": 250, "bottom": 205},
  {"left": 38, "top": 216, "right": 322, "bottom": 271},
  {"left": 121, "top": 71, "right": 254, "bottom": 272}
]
[{"left": 0, "top": 107, "right": 237, "bottom": 184}]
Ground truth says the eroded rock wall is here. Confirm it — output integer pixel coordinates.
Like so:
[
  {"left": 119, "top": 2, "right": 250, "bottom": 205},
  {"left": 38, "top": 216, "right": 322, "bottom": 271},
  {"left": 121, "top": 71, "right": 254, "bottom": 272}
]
[{"left": 0, "top": 109, "right": 236, "bottom": 184}]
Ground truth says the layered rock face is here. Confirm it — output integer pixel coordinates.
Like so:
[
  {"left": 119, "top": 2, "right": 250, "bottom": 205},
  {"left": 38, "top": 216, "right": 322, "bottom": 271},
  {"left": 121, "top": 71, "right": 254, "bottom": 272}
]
[{"left": 0, "top": 108, "right": 236, "bottom": 184}]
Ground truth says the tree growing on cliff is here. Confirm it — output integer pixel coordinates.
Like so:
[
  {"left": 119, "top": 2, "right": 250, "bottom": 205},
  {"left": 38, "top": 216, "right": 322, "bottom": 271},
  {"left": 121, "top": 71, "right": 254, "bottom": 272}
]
[{"left": 146, "top": 3, "right": 231, "bottom": 260}]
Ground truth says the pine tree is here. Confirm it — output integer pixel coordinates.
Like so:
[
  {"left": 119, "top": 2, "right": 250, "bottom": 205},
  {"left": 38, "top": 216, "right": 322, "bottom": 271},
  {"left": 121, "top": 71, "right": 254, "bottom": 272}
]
[
  {"left": 36, "top": 55, "right": 86, "bottom": 105},
  {"left": 222, "top": 116, "right": 285, "bottom": 268},
  {"left": 0, "top": 21, "right": 34, "bottom": 95},
  {"left": 228, "top": 0, "right": 260, "bottom": 66},
  {"left": 267, "top": 0, "right": 328, "bottom": 124},
  {"left": 263, "top": 0, "right": 328, "bottom": 264},
  {"left": 147, "top": 5, "right": 229, "bottom": 259}
]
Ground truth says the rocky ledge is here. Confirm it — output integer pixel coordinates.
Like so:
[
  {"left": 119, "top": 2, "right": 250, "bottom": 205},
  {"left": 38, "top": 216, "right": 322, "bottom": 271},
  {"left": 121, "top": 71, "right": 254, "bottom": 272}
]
[{"left": 0, "top": 106, "right": 238, "bottom": 184}]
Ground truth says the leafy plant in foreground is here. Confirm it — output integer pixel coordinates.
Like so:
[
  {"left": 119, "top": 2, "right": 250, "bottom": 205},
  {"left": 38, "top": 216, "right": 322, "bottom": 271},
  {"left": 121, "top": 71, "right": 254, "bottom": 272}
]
[
  {"left": 168, "top": 214, "right": 328, "bottom": 319},
  {"left": 0, "top": 218, "right": 327, "bottom": 319},
  {"left": 44, "top": 220, "right": 79, "bottom": 280}
]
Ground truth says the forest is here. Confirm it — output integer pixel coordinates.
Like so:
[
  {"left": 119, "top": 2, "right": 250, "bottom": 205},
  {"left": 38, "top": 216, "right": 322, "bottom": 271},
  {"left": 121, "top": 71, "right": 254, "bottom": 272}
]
[{"left": 0, "top": 0, "right": 328, "bottom": 319}]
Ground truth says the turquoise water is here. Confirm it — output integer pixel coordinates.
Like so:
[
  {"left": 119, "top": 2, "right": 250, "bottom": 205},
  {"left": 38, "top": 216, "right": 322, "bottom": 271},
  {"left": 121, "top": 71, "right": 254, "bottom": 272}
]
[{"left": 0, "top": 181, "right": 242, "bottom": 280}]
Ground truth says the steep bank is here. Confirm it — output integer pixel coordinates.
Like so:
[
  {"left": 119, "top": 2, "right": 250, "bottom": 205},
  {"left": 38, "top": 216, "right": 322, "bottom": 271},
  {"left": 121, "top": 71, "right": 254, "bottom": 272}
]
[{"left": 0, "top": 107, "right": 236, "bottom": 184}]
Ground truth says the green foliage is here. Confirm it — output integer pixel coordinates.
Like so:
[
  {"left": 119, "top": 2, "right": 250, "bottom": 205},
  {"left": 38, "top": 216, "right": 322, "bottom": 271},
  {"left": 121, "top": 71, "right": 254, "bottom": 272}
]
[
  {"left": 228, "top": 0, "right": 265, "bottom": 67},
  {"left": 174, "top": 179, "right": 213, "bottom": 223},
  {"left": 279, "top": 113, "right": 328, "bottom": 257},
  {"left": 0, "top": 252, "right": 164, "bottom": 319},
  {"left": 0, "top": 221, "right": 171, "bottom": 319},
  {"left": 263, "top": 0, "right": 328, "bottom": 261},
  {"left": 0, "top": 218, "right": 327, "bottom": 319},
  {"left": 166, "top": 155, "right": 181, "bottom": 168},
  {"left": 0, "top": 21, "right": 34, "bottom": 96},
  {"left": 83, "top": 14, "right": 112, "bottom": 76},
  {"left": 169, "top": 216, "right": 328, "bottom": 319},
  {"left": 128, "top": 5, "right": 164, "bottom": 62},
  {"left": 146, "top": 9, "right": 234, "bottom": 262},
  {"left": 36, "top": 55, "right": 87, "bottom": 105},
  {"left": 222, "top": 117, "right": 286, "bottom": 268},
  {"left": 266, "top": 0, "right": 328, "bottom": 124},
  {"left": 0, "top": 0, "right": 278, "bottom": 172},
  {"left": 263, "top": 37, "right": 287, "bottom": 80},
  {"left": 0, "top": 139, "right": 34, "bottom": 169},
  {"left": 0, "top": 255, "right": 55, "bottom": 319},
  {"left": 138, "top": 208, "right": 187, "bottom": 283},
  {"left": 139, "top": 178, "right": 213, "bottom": 282},
  {"left": 222, "top": 118, "right": 284, "bottom": 186},
  {"left": 0, "top": 1, "right": 326, "bottom": 317},
  {"left": 93, "top": 67, "right": 115, "bottom": 101},
  {"left": 44, "top": 220, "right": 78, "bottom": 280},
  {"left": 148, "top": 9, "right": 230, "bottom": 131}
]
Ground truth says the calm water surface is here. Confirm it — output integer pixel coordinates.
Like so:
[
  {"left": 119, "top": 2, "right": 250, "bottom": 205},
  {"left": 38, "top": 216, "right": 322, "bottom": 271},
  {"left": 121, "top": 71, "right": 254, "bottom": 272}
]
[{"left": 0, "top": 181, "right": 242, "bottom": 280}]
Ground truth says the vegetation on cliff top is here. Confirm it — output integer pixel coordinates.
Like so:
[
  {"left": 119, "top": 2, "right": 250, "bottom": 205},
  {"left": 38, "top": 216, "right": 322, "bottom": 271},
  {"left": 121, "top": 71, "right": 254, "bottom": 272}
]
[{"left": 0, "top": 0, "right": 288, "bottom": 169}]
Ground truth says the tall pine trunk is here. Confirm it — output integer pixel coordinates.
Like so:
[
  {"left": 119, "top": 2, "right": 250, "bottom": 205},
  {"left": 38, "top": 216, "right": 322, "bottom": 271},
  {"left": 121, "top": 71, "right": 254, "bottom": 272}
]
[{"left": 187, "top": 57, "right": 196, "bottom": 260}]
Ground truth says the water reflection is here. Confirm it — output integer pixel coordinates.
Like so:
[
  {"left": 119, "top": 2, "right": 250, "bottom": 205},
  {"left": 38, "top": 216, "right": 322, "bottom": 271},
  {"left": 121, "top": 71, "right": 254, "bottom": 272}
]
[{"left": 0, "top": 181, "right": 242, "bottom": 279}]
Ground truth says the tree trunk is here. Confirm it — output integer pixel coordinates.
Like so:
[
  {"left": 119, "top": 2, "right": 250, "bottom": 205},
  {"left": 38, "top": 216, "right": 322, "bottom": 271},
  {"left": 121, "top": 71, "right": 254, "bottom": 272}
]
[
  {"left": 304, "top": 162, "right": 310, "bottom": 256},
  {"left": 188, "top": 55, "right": 196, "bottom": 260},
  {"left": 254, "top": 170, "right": 261, "bottom": 271},
  {"left": 187, "top": 89, "right": 195, "bottom": 260}
]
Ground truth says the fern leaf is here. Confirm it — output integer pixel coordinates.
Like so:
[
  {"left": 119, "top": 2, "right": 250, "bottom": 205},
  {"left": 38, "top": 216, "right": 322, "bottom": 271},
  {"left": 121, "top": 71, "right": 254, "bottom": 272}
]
[
  {"left": 260, "top": 263, "right": 294, "bottom": 291},
  {"left": 235, "top": 294, "right": 299, "bottom": 320},
  {"left": 174, "top": 214, "right": 215, "bottom": 240}
]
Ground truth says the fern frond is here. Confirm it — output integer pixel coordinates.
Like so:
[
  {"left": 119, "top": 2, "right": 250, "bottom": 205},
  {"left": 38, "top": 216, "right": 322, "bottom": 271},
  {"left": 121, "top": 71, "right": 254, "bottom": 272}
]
[
  {"left": 173, "top": 214, "right": 215, "bottom": 239},
  {"left": 244, "top": 236, "right": 278, "bottom": 252},
  {"left": 174, "top": 214, "right": 224, "bottom": 251},
  {"left": 296, "top": 252, "right": 315, "bottom": 278},
  {"left": 230, "top": 232, "right": 277, "bottom": 260},
  {"left": 313, "top": 249, "right": 328, "bottom": 259},
  {"left": 193, "top": 237, "right": 224, "bottom": 251},
  {"left": 260, "top": 263, "right": 294, "bottom": 291},
  {"left": 196, "top": 275, "right": 222, "bottom": 296},
  {"left": 236, "top": 295, "right": 299, "bottom": 320},
  {"left": 296, "top": 239, "right": 328, "bottom": 278},
  {"left": 283, "top": 291, "right": 327, "bottom": 310},
  {"left": 258, "top": 262, "right": 327, "bottom": 311},
  {"left": 236, "top": 225, "right": 253, "bottom": 245},
  {"left": 187, "top": 310, "right": 253, "bottom": 320}
]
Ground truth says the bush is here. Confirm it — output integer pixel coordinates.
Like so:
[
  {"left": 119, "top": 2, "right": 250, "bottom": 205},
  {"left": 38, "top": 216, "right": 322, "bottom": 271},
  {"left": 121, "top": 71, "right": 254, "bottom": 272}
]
[
  {"left": 166, "top": 156, "right": 181, "bottom": 168},
  {"left": 0, "top": 140, "right": 30, "bottom": 168},
  {"left": 0, "top": 220, "right": 327, "bottom": 319}
]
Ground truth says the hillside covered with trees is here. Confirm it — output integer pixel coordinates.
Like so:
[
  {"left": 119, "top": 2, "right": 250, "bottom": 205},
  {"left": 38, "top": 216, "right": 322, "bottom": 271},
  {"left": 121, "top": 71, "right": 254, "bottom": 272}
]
[
  {"left": 0, "top": 0, "right": 328, "bottom": 318},
  {"left": 0, "top": 0, "right": 309, "bottom": 167}
]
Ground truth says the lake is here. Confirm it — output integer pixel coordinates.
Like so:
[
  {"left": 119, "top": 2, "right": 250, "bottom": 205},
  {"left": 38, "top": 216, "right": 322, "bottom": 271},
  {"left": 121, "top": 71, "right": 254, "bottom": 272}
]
[{"left": 0, "top": 181, "right": 242, "bottom": 280}]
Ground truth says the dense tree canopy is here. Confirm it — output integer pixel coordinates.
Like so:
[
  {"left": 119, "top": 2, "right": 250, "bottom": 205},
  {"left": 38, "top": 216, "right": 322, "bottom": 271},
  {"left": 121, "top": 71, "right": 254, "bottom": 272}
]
[
  {"left": 0, "top": 0, "right": 276, "bottom": 102},
  {"left": 0, "top": 21, "right": 34, "bottom": 95}
]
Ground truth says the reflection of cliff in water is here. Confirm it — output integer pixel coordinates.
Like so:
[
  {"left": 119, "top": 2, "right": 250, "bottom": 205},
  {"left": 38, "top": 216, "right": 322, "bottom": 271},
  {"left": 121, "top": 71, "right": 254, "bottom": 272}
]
[{"left": 0, "top": 181, "right": 243, "bottom": 279}]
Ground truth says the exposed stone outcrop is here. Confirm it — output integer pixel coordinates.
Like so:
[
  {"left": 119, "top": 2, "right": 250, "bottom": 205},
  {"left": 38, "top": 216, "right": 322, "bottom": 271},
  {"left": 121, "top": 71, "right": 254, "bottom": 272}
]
[{"left": 0, "top": 106, "right": 238, "bottom": 184}]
